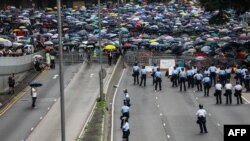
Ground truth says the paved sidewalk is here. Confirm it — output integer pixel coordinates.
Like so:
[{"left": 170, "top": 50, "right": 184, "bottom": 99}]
[{"left": 26, "top": 63, "right": 114, "bottom": 141}]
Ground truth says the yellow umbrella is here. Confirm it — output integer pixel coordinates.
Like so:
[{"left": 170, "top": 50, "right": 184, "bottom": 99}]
[
  {"left": 46, "top": 8, "right": 53, "bottom": 11},
  {"left": 19, "top": 26, "right": 26, "bottom": 29},
  {"left": 13, "top": 29, "right": 20, "bottom": 32},
  {"left": 0, "top": 38, "right": 6, "bottom": 41},
  {"left": 149, "top": 39, "right": 157, "bottom": 43},
  {"left": 104, "top": 44, "right": 116, "bottom": 50}
]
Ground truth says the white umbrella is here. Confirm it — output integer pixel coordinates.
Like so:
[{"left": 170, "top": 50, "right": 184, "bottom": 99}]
[
  {"left": 44, "top": 41, "right": 54, "bottom": 46},
  {"left": 150, "top": 42, "right": 159, "bottom": 46},
  {"left": 196, "top": 56, "right": 206, "bottom": 61},
  {"left": 33, "top": 54, "right": 43, "bottom": 59},
  {"left": 0, "top": 39, "right": 12, "bottom": 47}
]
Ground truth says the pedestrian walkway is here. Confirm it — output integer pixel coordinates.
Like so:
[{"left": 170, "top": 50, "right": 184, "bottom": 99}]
[{"left": 26, "top": 63, "right": 114, "bottom": 141}]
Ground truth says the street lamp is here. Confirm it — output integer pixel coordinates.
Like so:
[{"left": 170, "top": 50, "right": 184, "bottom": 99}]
[
  {"left": 98, "top": 0, "right": 104, "bottom": 101},
  {"left": 56, "top": 0, "right": 66, "bottom": 141}
]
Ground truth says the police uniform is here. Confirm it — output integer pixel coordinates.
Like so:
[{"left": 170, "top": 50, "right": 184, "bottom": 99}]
[
  {"left": 225, "top": 83, "right": 233, "bottom": 104},
  {"left": 215, "top": 82, "right": 222, "bottom": 104},
  {"left": 172, "top": 68, "right": 179, "bottom": 87},
  {"left": 209, "top": 65, "right": 217, "bottom": 85},
  {"left": 196, "top": 107, "right": 208, "bottom": 133},
  {"left": 122, "top": 121, "right": 130, "bottom": 141},
  {"left": 194, "top": 73, "right": 203, "bottom": 91},
  {"left": 234, "top": 84, "right": 243, "bottom": 104},
  {"left": 225, "top": 68, "right": 232, "bottom": 81},
  {"left": 155, "top": 70, "right": 162, "bottom": 91},
  {"left": 132, "top": 65, "right": 140, "bottom": 85},
  {"left": 152, "top": 66, "right": 158, "bottom": 85},
  {"left": 187, "top": 69, "right": 194, "bottom": 88},
  {"left": 179, "top": 70, "right": 187, "bottom": 91},
  {"left": 235, "top": 68, "right": 242, "bottom": 82},
  {"left": 243, "top": 74, "right": 250, "bottom": 91},
  {"left": 202, "top": 76, "right": 211, "bottom": 96},
  {"left": 218, "top": 69, "right": 226, "bottom": 87},
  {"left": 140, "top": 67, "right": 147, "bottom": 86}
]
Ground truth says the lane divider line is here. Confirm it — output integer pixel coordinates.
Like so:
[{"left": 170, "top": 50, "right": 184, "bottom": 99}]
[
  {"left": 242, "top": 96, "right": 250, "bottom": 104},
  {"left": 111, "top": 69, "right": 125, "bottom": 141}
]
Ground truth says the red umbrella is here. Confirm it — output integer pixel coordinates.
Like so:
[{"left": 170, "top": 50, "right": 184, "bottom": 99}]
[
  {"left": 194, "top": 52, "right": 208, "bottom": 57},
  {"left": 239, "top": 34, "right": 249, "bottom": 40}
]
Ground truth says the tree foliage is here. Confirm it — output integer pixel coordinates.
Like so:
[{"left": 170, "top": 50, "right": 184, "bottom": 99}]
[{"left": 199, "top": 0, "right": 250, "bottom": 25}]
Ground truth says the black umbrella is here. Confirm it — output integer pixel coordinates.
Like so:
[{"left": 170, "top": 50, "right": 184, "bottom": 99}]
[{"left": 29, "top": 81, "right": 43, "bottom": 87}]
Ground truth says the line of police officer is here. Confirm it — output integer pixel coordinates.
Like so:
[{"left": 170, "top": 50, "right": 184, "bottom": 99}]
[{"left": 170, "top": 64, "right": 249, "bottom": 105}]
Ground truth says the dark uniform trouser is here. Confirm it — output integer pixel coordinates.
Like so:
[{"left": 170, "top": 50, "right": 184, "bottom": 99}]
[
  {"left": 32, "top": 97, "right": 37, "bottom": 107},
  {"left": 215, "top": 90, "right": 222, "bottom": 104},
  {"left": 187, "top": 76, "right": 193, "bottom": 88},
  {"left": 219, "top": 75, "right": 226, "bottom": 87},
  {"left": 235, "top": 73, "right": 241, "bottom": 82},
  {"left": 179, "top": 77, "right": 186, "bottom": 91},
  {"left": 235, "top": 90, "right": 243, "bottom": 104},
  {"left": 198, "top": 117, "right": 207, "bottom": 133},
  {"left": 172, "top": 74, "right": 178, "bottom": 87},
  {"left": 210, "top": 72, "right": 216, "bottom": 85},
  {"left": 204, "top": 83, "right": 210, "bottom": 96},
  {"left": 225, "top": 90, "right": 232, "bottom": 104},
  {"left": 140, "top": 74, "right": 146, "bottom": 86},
  {"left": 133, "top": 72, "right": 139, "bottom": 85},
  {"left": 122, "top": 130, "right": 130, "bottom": 141},
  {"left": 226, "top": 73, "right": 231, "bottom": 81},
  {"left": 196, "top": 80, "right": 202, "bottom": 91},
  {"left": 152, "top": 72, "right": 156, "bottom": 85},
  {"left": 155, "top": 78, "right": 162, "bottom": 91},
  {"left": 244, "top": 79, "right": 250, "bottom": 91}
]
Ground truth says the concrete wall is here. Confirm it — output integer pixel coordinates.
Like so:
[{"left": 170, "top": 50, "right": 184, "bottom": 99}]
[{"left": 0, "top": 51, "right": 43, "bottom": 93}]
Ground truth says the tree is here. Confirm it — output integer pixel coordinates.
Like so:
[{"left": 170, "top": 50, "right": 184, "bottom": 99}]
[{"left": 199, "top": 0, "right": 250, "bottom": 25}]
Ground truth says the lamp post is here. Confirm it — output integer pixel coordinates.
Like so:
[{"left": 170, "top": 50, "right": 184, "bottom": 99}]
[
  {"left": 98, "top": 0, "right": 104, "bottom": 101},
  {"left": 56, "top": 0, "right": 66, "bottom": 141}
]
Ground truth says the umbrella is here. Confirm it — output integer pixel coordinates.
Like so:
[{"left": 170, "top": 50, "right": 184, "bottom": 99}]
[
  {"left": 44, "top": 41, "right": 54, "bottom": 46},
  {"left": 19, "top": 26, "right": 26, "bottom": 29},
  {"left": 196, "top": 56, "right": 206, "bottom": 61},
  {"left": 33, "top": 54, "right": 43, "bottom": 59},
  {"left": 0, "top": 38, "right": 12, "bottom": 47},
  {"left": 29, "top": 81, "right": 43, "bottom": 87},
  {"left": 104, "top": 44, "right": 116, "bottom": 50}
]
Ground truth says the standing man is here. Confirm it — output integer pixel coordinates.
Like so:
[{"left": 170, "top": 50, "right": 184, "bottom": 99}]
[
  {"left": 179, "top": 68, "right": 187, "bottom": 92},
  {"left": 240, "top": 66, "right": 248, "bottom": 85},
  {"left": 218, "top": 68, "right": 226, "bottom": 87},
  {"left": 203, "top": 67, "right": 210, "bottom": 77},
  {"left": 187, "top": 67, "right": 194, "bottom": 88},
  {"left": 202, "top": 75, "right": 211, "bottom": 96},
  {"left": 108, "top": 51, "right": 112, "bottom": 66},
  {"left": 234, "top": 82, "right": 243, "bottom": 104},
  {"left": 215, "top": 81, "right": 222, "bottom": 104},
  {"left": 152, "top": 64, "right": 158, "bottom": 85},
  {"left": 8, "top": 73, "right": 15, "bottom": 94},
  {"left": 209, "top": 64, "right": 217, "bottom": 85},
  {"left": 121, "top": 103, "right": 130, "bottom": 121},
  {"left": 194, "top": 71, "right": 203, "bottom": 92},
  {"left": 155, "top": 68, "right": 162, "bottom": 92},
  {"left": 123, "top": 89, "right": 130, "bottom": 106},
  {"left": 132, "top": 63, "right": 140, "bottom": 85},
  {"left": 50, "top": 51, "right": 56, "bottom": 69},
  {"left": 225, "top": 80, "right": 233, "bottom": 104},
  {"left": 196, "top": 104, "right": 208, "bottom": 134},
  {"left": 235, "top": 66, "right": 242, "bottom": 83},
  {"left": 31, "top": 87, "right": 37, "bottom": 108},
  {"left": 243, "top": 72, "right": 250, "bottom": 91},
  {"left": 122, "top": 119, "right": 130, "bottom": 141},
  {"left": 171, "top": 66, "right": 179, "bottom": 87},
  {"left": 140, "top": 66, "right": 147, "bottom": 87},
  {"left": 225, "top": 66, "right": 232, "bottom": 81}
]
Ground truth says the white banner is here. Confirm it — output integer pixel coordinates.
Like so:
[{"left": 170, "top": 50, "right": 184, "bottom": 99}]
[{"left": 160, "top": 59, "right": 175, "bottom": 69}]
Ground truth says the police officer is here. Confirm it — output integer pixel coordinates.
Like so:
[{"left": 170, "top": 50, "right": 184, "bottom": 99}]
[
  {"left": 132, "top": 63, "right": 140, "bottom": 85},
  {"left": 179, "top": 68, "right": 187, "bottom": 92},
  {"left": 215, "top": 81, "right": 222, "bottom": 104},
  {"left": 243, "top": 72, "right": 250, "bottom": 91},
  {"left": 140, "top": 66, "right": 147, "bottom": 87},
  {"left": 123, "top": 89, "right": 130, "bottom": 106},
  {"left": 209, "top": 64, "right": 217, "bottom": 85},
  {"left": 225, "top": 66, "right": 232, "bottom": 81},
  {"left": 194, "top": 71, "right": 203, "bottom": 91},
  {"left": 202, "top": 75, "right": 211, "bottom": 96},
  {"left": 235, "top": 66, "right": 242, "bottom": 83},
  {"left": 225, "top": 80, "right": 233, "bottom": 104},
  {"left": 196, "top": 104, "right": 208, "bottom": 134},
  {"left": 121, "top": 103, "right": 130, "bottom": 121},
  {"left": 234, "top": 82, "right": 243, "bottom": 104},
  {"left": 187, "top": 67, "right": 194, "bottom": 88},
  {"left": 155, "top": 68, "right": 162, "bottom": 92},
  {"left": 172, "top": 66, "right": 179, "bottom": 87},
  {"left": 240, "top": 66, "right": 248, "bottom": 85},
  {"left": 218, "top": 68, "right": 226, "bottom": 87},
  {"left": 203, "top": 67, "right": 210, "bottom": 77},
  {"left": 122, "top": 119, "right": 130, "bottom": 141},
  {"left": 152, "top": 64, "right": 158, "bottom": 85}
]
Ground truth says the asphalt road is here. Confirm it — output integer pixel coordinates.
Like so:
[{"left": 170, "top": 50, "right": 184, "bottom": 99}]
[
  {"left": 0, "top": 63, "right": 82, "bottom": 141},
  {"left": 113, "top": 69, "right": 250, "bottom": 141}
]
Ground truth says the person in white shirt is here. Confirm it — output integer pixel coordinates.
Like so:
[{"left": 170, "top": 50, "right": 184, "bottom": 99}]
[
  {"left": 140, "top": 66, "right": 147, "bottom": 87},
  {"left": 214, "top": 81, "right": 222, "bottom": 104},
  {"left": 208, "top": 64, "right": 217, "bottom": 85},
  {"left": 234, "top": 82, "right": 243, "bottom": 104},
  {"left": 122, "top": 119, "right": 130, "bottom": 141},
  {"left": 31, "top": 87, "right": 37, "bottom": 108},
  {"left": 194, "top": 70, "right": 203, "bottom": 91},
  {"left": 132, "top": 63, "right": 140, "bottom": 85},
  {"left": 225, "top": 81, "right": 233, "bottom": 104},
  {"left": 196, "top": 104, "right": 208, "bottom": 134},
  {"left": 123, "top": 89, "right": 130, "bottom": 106}
]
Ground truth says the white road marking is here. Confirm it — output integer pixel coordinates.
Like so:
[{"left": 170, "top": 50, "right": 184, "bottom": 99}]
[
  {"left": 242, "top": 96, "right": 250, "bottom": 104},
  {"left": 156, "top": 97, "right": 158, "bottom": 100},
  {"left": 111, "top": 69, "right": 125, "bottom": 141},
  {"left": 54, "top": 99, "right": 57, "bottom": 102},
  {"left": 40, "top": 117, "right": 43, "bottom": 120},
  {"left": 163, "top": 123, "right": 166, "bottom": 126},
  {"left": 160, "top": 113, "right": 163, "bottom": 116},
  {"left": 196, "top": 97, "right": 198, "bottom": 100},
  {"left": 167, "top": 135, "right": 170, "bottom": 138},
  {"left": 48, "top": 107, "right": 50, "bottom": 110},
  {"left": 52, "top": 74, "right": 59, "bottom": 79},
  {"left": 217, "top": 123, "right": 221, "bottom": 126},
  {"left": 157, "top": 105, "right": 160, "bottom": 108},
  {"left": 31, "top": 127, "right": 34, "bottom": 131},
  {"left": 90, "top": 73, "right": 94, "bottom": 77}
]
